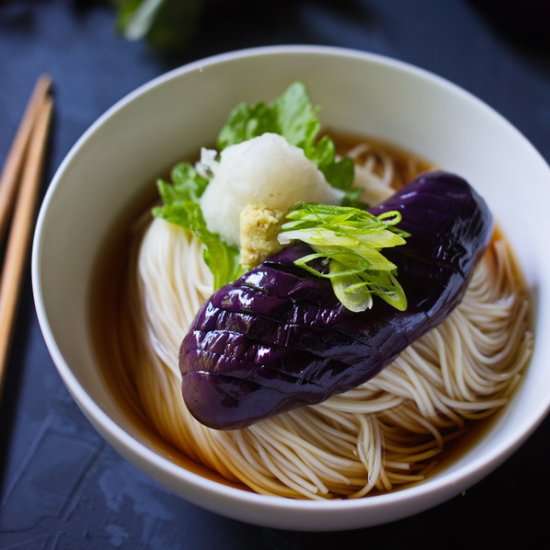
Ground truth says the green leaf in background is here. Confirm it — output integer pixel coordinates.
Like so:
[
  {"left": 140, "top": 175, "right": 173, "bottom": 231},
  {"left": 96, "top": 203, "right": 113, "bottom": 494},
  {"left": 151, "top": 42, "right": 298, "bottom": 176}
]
[
  {"left": 114, "top": 0, "right": 204, "bottom": 53},
  {"left": 217, "top": 82, "right": 359, "bottom": 205},
  {"left": 153, "top": 162, "right": 242, "bottom": 289}
]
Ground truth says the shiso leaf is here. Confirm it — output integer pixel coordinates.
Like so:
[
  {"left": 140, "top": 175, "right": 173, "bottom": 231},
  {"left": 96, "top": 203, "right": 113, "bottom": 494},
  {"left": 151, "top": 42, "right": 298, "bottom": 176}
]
[{"left": 279, "top": 203, "right": 409, "bottom": 312}]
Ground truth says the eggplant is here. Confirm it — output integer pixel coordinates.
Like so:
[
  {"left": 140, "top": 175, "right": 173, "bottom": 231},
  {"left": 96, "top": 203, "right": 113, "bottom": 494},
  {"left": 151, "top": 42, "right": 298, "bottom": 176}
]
[{"left": 179, "top": 171, "right": 493, "bottom": 429}]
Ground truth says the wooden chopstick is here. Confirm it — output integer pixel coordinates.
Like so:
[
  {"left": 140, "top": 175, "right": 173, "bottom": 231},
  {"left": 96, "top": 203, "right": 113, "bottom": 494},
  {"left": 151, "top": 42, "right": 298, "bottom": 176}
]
[
  {"left": 0, "top": 86, "right": 54, "bottom": 394},
  {"left": 0, "top": 75, "right": 52, "bottom": 242}
]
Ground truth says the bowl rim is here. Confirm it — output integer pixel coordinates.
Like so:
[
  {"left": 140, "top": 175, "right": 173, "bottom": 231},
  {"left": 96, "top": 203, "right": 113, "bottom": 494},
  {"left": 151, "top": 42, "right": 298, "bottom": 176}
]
[{"left": 32, "top": 44, "right": 550, "bottom": 515}]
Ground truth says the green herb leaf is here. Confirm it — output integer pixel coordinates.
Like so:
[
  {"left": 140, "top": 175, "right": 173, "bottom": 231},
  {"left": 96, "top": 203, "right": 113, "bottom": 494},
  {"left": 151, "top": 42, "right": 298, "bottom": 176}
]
[
  {"left": 278, "top": 203, "right": 409, "bottom": 312},
  {"left": 152, "top": 162, "right": 243, "bottom": 289},
  {"left": 217, "top": 102, "right": 278, "bottom": 149},
  {"left": 217, "top": 82, "right": 358, "bottom": 204}
]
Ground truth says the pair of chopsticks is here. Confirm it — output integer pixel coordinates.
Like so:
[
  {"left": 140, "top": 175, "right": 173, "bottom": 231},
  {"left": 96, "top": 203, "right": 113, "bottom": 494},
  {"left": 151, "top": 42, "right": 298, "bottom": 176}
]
[{"left": 0, "top": 75, "right": 53, "bottom": 394}]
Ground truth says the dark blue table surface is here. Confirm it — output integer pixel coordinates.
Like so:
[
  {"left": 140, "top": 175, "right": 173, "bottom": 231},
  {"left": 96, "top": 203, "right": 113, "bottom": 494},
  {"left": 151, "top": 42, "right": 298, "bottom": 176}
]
[{"left": 1, "top": 1, "right": 549, "bottom": 548}]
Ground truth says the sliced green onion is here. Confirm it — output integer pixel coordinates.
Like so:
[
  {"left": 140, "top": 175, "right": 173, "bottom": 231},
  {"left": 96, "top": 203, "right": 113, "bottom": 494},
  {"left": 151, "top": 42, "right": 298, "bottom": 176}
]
[{"left": 278, "top": 203, "right": 409, "bottom": 312}]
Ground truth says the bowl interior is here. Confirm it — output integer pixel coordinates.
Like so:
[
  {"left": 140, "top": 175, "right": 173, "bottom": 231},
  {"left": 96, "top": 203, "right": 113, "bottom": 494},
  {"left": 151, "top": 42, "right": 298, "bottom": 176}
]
[{"left": 32, "top": 47, "right": 550, "bottom": 529}]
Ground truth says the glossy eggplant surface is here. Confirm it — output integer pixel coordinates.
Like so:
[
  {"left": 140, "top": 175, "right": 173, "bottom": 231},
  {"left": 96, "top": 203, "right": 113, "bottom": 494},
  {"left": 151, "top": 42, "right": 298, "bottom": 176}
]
[{"left": 179, "top": 171, "right": 493, "bottom": 429}]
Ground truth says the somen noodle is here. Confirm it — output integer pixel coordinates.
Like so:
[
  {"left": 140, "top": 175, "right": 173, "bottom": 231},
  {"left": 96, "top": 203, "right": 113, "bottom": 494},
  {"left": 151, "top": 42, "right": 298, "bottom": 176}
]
[{"left": 108, "top": 139, "right": 532, "bottom": 499}]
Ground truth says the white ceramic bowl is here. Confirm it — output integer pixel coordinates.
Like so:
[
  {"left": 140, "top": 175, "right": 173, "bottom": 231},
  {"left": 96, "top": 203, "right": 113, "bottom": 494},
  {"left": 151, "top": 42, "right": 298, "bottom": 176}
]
[{"left": 32, "top": 46, "right": 550, "bottom": 531}]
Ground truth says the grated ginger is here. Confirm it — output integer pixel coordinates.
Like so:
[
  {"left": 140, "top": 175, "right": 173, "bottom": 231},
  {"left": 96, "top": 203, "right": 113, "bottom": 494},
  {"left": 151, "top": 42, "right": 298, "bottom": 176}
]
[{"left": 239, "top": 204, "right": 285, "bottom": 269}]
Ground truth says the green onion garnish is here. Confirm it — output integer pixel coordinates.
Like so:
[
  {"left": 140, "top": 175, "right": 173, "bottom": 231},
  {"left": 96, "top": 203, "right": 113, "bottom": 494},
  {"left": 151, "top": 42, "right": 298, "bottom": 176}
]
[{"left": 278, "top": 203, "right": 409, "bottom": 312}]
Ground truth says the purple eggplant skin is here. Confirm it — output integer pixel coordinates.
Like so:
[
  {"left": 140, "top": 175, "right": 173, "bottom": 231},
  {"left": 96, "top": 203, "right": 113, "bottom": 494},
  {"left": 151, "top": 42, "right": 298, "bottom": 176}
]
[{"left": 179, "top": 171, "right": 493, "bottom": 430}]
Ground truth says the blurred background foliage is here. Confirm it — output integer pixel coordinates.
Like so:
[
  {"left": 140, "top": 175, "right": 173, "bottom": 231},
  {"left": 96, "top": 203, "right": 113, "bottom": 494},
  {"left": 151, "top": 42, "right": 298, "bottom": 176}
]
[{"left": 0, "top": 0, "right": 548, "bottom": 56}]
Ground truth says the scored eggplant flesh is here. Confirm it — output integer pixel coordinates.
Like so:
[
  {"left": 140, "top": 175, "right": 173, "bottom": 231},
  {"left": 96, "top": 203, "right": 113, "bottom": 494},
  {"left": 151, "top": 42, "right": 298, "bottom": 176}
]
[{"left": 179, "top": 171, "right": 493, "bottom": 430}]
